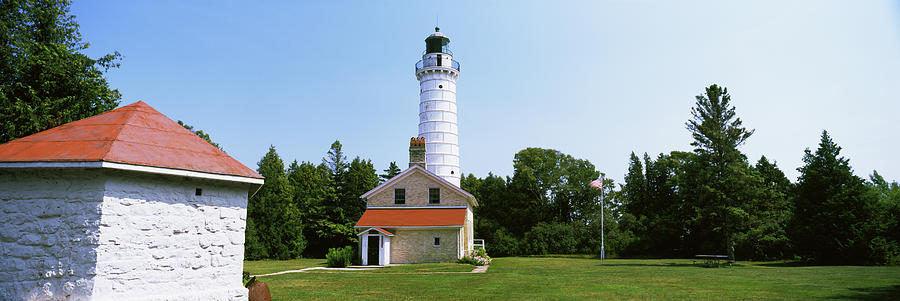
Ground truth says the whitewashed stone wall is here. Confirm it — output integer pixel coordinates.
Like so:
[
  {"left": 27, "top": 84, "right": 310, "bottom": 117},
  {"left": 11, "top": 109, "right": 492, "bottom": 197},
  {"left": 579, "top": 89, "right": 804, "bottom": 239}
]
[
  {"left": 0, "top": 168, "right": 252, "bottom": 300},
  {"left": 0, "top": 169, "right": 105, "bottom": 300}
]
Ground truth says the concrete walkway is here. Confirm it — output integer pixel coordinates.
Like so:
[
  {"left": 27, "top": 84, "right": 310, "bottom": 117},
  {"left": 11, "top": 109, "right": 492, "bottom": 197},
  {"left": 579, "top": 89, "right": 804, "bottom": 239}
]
[{"left": 253, "top": 265, "right": 489, "bottom": 277}]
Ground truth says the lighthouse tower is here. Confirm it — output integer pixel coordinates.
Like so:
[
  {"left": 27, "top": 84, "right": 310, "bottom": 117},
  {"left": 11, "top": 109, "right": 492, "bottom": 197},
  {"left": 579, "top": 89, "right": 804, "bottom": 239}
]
[{"left": 416, "top": 27, "right": 461, "bottom": 186}]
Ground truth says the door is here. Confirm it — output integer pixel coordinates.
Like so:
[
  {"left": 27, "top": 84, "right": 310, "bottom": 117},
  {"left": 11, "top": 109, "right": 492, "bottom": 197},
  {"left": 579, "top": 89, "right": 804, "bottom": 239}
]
[{"left": 367, "top": 236, "right": 380, "bottom": 265}]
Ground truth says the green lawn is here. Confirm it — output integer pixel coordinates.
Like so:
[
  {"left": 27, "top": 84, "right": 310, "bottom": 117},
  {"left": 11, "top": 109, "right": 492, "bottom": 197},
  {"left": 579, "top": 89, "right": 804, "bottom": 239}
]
[{"left": 246, "top": 256, "right": 900, "bottom": 300}]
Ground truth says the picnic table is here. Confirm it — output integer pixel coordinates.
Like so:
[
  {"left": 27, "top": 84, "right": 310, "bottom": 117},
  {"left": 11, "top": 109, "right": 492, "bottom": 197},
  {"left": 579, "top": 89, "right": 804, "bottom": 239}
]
[{"left": 694, "top": 255, "right": 733, "bottom": 267}]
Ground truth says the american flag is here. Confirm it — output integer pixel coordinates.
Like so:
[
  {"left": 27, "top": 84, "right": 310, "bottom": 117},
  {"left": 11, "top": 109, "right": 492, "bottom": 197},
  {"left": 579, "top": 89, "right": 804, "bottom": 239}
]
[{"left": 589, "top": 178, "right": 602, "bottom": 190}]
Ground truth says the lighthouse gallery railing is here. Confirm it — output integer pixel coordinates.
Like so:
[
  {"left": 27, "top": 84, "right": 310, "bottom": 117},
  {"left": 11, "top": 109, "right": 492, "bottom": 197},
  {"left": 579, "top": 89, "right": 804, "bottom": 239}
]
[{"left": 416, "top": 58, "right": 460, "bottom": 72}]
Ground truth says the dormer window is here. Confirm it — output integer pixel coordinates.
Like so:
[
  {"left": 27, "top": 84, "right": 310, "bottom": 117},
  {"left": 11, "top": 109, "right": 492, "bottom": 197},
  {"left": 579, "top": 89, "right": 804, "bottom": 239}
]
[
  {"left": 429, "top": 188, "right": 440, "bottom": 204},
  {"left": 395, "top": 188, "right": 406, "bottom": 204}
]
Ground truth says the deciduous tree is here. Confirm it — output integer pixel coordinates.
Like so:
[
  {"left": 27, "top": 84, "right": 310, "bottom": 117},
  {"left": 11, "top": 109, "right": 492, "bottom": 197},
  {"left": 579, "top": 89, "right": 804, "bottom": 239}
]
[
  {"left": 0, "top": 0, "right": 121, "bottom": 143},
  {"left": 177, "top": 120, "right": 221, "bottom": 150}
]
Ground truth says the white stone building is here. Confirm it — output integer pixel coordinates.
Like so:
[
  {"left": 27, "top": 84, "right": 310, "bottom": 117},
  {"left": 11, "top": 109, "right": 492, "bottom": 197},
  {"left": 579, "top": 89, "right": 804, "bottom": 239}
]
[{"left": 0, "top": 101, "right": 263, "bottom": 300}]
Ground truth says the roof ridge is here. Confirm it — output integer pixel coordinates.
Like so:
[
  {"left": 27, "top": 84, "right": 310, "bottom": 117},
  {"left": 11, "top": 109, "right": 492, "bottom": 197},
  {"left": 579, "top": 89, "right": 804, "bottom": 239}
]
[{"left": 98, "top": 106, "right": 139, "bottom": 161}]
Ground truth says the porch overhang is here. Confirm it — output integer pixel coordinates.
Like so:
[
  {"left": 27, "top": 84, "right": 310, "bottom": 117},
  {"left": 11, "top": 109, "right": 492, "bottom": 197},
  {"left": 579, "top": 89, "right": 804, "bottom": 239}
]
[{"left": 356, "top": 227, "right": 394, "bottom": 237}]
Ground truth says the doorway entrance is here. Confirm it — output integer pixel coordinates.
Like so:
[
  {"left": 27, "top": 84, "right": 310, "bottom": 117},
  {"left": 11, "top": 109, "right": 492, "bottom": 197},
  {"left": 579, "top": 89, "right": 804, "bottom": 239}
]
[{"left": 367, "top": 236, "right": 380, "bottom": 265}]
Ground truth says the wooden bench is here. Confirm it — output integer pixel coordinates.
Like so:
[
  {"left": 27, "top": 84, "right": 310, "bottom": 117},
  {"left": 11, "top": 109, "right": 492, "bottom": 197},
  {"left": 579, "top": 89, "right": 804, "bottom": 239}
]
[{"left": 694, "top": 255, "right": 733, "bottom": 267}]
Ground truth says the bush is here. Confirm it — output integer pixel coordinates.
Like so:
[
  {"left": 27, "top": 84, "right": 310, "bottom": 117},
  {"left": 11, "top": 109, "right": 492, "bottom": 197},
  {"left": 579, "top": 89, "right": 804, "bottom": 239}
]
[
  {"left": 525, "top": 222, "right": 578, "bottom": 255},
  {"left": 459, "top": 246, "right": 492, "bottom": 266},
  {"left": 457, "top": 256, "right": 478, "bottom": 265},
  {"left": 242, "top": 271, "right": 256, "bottom": 288},
  {"left": 326, "top": 246, "right": 355, "bottom": 267},
  {"left": 474, "top": 246, "right": 490, "bottom": 259},
  {"left": 488, "top": 228, "right": 521, "bottom": 257}
]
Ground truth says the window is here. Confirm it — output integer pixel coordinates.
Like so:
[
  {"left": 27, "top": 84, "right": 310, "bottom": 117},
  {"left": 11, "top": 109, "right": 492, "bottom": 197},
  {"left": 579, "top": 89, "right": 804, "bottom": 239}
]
[
  {"left": 429, "top": 188, "right": 440, "bottom": 204},
  {"left": 195, "top": 188, "right": 202, "bottom": 196},
  {"left": 433, "top": 237, "right": 441, "bottom": 247},
  {"left": 394, "top": 188, "right": 406, "bottom": 204}
]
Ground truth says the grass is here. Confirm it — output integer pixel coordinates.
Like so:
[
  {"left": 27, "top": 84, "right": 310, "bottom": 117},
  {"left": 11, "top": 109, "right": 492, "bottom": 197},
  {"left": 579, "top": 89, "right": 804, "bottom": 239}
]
[
  {"left": 246, "top": 256, "right": 900, "bottom": 300},
  {"left": 356, "top": 263, "right": 475, "bottom": 274},
  {"left": 242, "top": 258, "right": 326, "bottom": 275}
]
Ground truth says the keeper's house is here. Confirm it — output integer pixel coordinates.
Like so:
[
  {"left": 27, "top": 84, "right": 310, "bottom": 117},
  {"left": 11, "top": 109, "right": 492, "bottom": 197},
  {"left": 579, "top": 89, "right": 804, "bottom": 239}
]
[
  {"left": 0, "top": 101, "right": 261, "bottom": 300},
  {"left": 354, "top": 138, "right": 477, "bottom": 265}
]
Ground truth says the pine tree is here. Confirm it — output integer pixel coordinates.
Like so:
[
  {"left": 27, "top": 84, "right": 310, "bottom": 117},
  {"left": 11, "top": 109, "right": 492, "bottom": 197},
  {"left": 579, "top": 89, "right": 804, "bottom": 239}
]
[
  {"left": 323, "top": 140, "right": 348, "bottom": 182},
  {"left": 245, "top": 146, "right": 306, "bottom": 260},
  {"left": 340, "top": 157, "right": 379, "bottom": 225},
  {"left": 0, "top": 0, "right": 121, "bottom": 143},
  {"left": 682, "top": 84, "right": 755, "bottom": 259},
  {"left": 622, "top": 152, "right": 646, "bottom": 215},
  {"left": 380, "top": 161, "right": 402, "bottom": 182},
  {"left": 792, "top": 130, "right": 876, "bottom": 264},
  {"left": 287, "top": 160, "right": 346, "bottom": 258},
  {"left": 733, "top": 156, "right": 793, "bottom": 260}
]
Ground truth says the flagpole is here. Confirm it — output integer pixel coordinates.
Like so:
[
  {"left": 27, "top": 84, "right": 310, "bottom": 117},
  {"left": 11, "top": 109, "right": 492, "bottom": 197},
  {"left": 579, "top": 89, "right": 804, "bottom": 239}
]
[{"left": 600, "top": 174, "right": 605, "bottom": 260}]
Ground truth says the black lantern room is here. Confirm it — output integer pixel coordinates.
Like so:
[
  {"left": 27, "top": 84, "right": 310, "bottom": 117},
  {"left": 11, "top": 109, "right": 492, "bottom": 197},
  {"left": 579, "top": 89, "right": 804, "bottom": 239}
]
[{"left": 425, "top": 27, "right": 451, "bottom": 54}]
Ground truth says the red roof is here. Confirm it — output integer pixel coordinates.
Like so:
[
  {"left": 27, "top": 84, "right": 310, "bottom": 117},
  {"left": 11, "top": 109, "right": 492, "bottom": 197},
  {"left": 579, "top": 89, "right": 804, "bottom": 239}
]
[
  {"left": 355, "top": 208, "right": 466, "bottom": 227},
  {"left": 0, "top": 101, "right": 262, "bottom": 179}
]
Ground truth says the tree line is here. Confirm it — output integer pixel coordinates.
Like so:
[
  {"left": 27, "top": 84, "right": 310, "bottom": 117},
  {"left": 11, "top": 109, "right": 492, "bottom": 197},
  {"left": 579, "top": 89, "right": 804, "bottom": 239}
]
[
  {"left": 464, "top": 84, "right": 899, "bottom": 265},
  {"left": 4, "top": 1, "right": 896, "bottom": 265},
  {"left": 243, "top": 141, "right": 407, "bottom": 259}
]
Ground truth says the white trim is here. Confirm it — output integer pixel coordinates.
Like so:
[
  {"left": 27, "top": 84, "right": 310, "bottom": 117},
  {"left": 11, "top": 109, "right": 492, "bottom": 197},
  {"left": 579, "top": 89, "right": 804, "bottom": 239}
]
[
  {"left": 0, "top": 161, "right": 264, "bottom": 185},
  {"left": 0, "top": 162, "right": 103, "bottom": 168},
  {"left": 361, "top": 233, "right": 390, "bottom": 266},
  {"left": 355, "top": 225, "right": 462, "bottom": 229},
  {"left": 356, "top": 227, "right": 394, "bottom": 237},
  {"left": 359, "top": 165, "right": 477, "bottom": 206},
  {"left": 457, "top": 231, "right": 461, "bottom": 258},
  {"left": 365, "top": 206, "right": 467, "bottom": 209}
]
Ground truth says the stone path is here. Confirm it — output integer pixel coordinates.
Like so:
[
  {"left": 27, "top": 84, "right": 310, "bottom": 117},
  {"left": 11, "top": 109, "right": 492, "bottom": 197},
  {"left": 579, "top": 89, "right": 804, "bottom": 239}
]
[{"left": 253, "top": 265, "right": 489, "bottom": 277}]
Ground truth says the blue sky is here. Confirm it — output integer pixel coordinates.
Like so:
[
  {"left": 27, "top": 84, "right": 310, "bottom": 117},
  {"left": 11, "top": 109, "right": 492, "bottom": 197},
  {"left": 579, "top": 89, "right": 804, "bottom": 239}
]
[{"left": 72, "top": 1, "right": 900, "bottom": 184}]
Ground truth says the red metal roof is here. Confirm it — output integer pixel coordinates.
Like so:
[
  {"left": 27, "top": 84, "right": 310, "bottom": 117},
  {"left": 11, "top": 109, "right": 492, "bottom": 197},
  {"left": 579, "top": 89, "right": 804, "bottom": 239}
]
[
  {"left": 355, "top": 208, "right": 466, "bottom": 227},
  {"left": 0, "top": 101, "right": 263, "bottom": 179}
]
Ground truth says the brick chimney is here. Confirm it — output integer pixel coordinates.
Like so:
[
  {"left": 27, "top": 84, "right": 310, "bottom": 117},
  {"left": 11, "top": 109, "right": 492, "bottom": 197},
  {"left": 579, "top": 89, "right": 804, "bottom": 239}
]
[{"left": 409, "top": 137, "right": 426, "bottom": 169}]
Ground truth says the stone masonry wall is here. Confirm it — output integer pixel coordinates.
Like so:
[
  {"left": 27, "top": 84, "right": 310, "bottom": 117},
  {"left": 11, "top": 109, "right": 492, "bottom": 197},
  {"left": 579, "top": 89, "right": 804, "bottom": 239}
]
[
  {"left": 93, "top": 170, "right": 249, "bottom": 300},
  {"left": 389, "top": 228, "right": 459, "bottom": 264},
  {"left": 0, "top": 168, "right": 251, "bottom": 300},
  {"left": 367, "top": 172, "right": 468, "bottom": 207},
  {"left": 0, "top": 168, "right": 106, "bottom": 300}
]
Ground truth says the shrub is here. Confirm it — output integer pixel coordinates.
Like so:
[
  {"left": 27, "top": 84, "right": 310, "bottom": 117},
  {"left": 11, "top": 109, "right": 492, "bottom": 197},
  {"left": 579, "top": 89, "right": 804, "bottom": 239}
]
[
  {"left": 488, "top": 228, "right": 521, "bottom": 257},
  {"left": 525, "top": 222, "right": 578, "bottom": 255},
  {"left": 326, "top": 246, "right": 354, "bottom": 267},
  {"left": 474, "top": 246, "right": 491, "bottom": 259},
  {"left": 242, "top": 271, "right": 256, "bottom": 288},
  {"left": 459, "top": 246, "right": 492, "bottom": 266},
  {"left": 457, "top": 256, "right": 478, "bottom": 265}
]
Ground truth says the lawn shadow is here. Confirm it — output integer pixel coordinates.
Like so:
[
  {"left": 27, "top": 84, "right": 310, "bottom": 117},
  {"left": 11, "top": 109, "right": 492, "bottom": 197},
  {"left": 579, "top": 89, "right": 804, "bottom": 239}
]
[
  {"left": 751, "top": 261, "right": 817, "bottom": 267},
  {"left": 596, "top": 262, "right": 697, "bottom": 268},
  {"left": 829, "top": 285, "right": 900, "bottom": 300}
]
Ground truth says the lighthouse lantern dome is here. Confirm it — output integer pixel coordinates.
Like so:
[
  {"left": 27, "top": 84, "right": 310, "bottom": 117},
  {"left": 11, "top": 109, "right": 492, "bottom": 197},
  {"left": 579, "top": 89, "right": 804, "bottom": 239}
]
[{"left": 425, "top": 27, "right": 451, "bottom": 54}]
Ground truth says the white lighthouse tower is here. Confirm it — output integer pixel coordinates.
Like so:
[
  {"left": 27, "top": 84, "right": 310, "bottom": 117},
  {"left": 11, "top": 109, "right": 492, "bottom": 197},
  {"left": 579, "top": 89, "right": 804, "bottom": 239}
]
[{"left": 416, "top": 27, "right": 461, "bottom": 186}]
